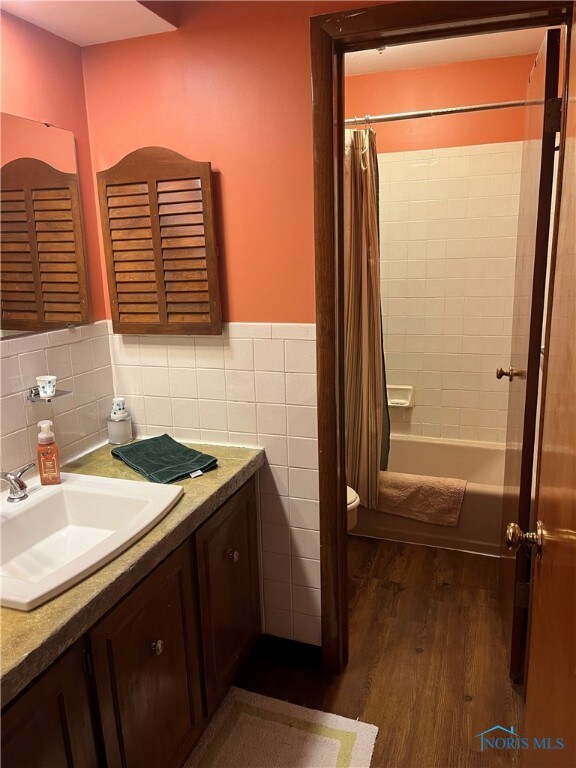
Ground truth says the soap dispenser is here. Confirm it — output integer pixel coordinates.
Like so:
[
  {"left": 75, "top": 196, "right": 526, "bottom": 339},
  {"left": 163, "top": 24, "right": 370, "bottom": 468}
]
[{"left": 37, "top": 420, "right": 61, "bottom": 485}]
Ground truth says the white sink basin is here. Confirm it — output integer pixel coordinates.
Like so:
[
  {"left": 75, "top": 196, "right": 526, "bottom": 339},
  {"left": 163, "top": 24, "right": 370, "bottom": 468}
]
[{"left": 0, "top": 473, "right": 183, "bottom": 611}]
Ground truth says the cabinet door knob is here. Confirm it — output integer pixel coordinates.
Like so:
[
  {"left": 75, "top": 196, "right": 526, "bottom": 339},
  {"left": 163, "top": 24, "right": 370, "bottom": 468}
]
[
  {"left": 227, "top": 549, "right": 240, "bottom": 563},
  {"left": 150, "top": 639, "right": 164, "bottom": 656}
]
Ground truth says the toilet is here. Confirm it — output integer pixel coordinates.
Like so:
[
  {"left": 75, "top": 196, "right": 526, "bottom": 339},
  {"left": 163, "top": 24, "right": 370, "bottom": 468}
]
[{"left": 347, "top": 486, "right": 360, "bottom": 531}]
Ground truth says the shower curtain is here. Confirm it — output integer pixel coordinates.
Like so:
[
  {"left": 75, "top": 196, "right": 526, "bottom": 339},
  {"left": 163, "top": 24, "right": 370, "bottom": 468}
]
[{"left": 344, "top": 128, "right": 390, "bottom": 510}]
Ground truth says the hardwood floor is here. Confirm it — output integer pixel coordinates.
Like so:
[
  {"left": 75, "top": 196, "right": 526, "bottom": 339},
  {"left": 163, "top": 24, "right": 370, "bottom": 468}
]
[{"left": 237, "top": 538, "right": 524, "bottom": 767}]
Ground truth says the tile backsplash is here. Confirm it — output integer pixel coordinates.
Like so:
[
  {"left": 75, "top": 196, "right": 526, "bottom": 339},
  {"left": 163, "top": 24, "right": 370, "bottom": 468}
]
[
  {"left": 108, "top": 322, "right": 320, "bottom": 645},
  {"left": 0, "top": 320, "right": 113, "bottom": 474},
  {"left": 0, "top": 321, "right": 320, "bottom": 646},
  {"left": 379, "top": 141, "right": 522, "bottom": 443}
]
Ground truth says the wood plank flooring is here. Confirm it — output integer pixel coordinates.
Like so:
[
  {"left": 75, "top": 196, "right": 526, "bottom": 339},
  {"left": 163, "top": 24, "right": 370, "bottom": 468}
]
[{"left": 237, "top": 538, "right": 524, "bottom": 768}]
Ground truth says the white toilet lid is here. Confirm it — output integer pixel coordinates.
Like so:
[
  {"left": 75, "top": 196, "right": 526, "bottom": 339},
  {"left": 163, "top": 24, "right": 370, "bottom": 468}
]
[{"left": 346, "top": 486, "right": 359, "bottom": 508}]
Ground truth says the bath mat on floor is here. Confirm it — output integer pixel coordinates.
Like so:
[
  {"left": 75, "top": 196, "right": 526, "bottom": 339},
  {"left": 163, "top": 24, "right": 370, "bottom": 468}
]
[{"left": 186, "top": 687, "right": 378, "bottom": 768}]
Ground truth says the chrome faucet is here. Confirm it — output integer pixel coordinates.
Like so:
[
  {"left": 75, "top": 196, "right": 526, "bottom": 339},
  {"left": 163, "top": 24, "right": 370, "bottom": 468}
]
[{"left": 0, "top": 463, "right": 35, "bottom": 503}]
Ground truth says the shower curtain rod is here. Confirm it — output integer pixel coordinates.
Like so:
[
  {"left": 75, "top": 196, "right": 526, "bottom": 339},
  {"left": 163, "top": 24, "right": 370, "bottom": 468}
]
[{"left": 344, "top": 99, "right": 535, "bottom": 126}]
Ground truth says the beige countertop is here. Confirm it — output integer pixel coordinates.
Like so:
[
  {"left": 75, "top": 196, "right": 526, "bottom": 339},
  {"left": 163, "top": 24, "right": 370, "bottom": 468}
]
[{"left": 1, "top": 442, "right": 264, "bottom": 708}]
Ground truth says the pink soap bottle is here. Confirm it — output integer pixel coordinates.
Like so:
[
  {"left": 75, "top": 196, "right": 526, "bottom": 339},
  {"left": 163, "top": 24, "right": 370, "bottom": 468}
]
[{"left": 37, "top": 420, "right": 61, "bottom": 485}]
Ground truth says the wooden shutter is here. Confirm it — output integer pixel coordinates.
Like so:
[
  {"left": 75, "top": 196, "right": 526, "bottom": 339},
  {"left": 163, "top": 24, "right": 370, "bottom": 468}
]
[
  {"left": 1, "top": 158, "right": 90, "bottom": 331},
  {"left": 97, "top": 147, "right": 222, "bottom": 335}
]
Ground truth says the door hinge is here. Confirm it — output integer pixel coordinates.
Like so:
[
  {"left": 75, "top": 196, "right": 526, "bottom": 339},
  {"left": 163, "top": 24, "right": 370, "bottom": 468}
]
[
  {"left": 515, "top": 582, "right": 530, "bottom": 609},
  {"left": 544, "top": 97, "right": 562, "bottom": 134},
  {"left": 83, "top": 648, "right": 93, "bottom": 677}
]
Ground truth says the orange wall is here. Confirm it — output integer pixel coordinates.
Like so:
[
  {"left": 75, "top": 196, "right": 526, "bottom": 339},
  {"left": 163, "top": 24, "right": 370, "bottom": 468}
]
[
  {"left": 1, "top": 12, "right": 108, "bottom": 319},
  {"left": 345, "top": 55, "right": 536, "bottom": 151},
  {"left": 82, "top": 1, "right": 375, "bottom": 324},
  {"left": 0, "top": 7, "right": 537, "bottom": 325}
]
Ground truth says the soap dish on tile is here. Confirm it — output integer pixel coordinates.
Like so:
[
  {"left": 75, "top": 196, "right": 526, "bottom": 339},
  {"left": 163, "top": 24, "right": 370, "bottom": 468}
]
[{"left": 386, "top": 385, "right": 414, "bottom": 408}]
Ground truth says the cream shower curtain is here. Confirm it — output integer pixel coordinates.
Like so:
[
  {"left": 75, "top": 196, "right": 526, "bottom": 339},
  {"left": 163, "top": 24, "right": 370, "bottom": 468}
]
[{"left": 344, "top": 128, "right": 390, "bottom": 510}]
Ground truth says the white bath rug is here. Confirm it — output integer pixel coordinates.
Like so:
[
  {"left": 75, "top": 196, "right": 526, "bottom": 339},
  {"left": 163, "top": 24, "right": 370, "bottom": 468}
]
[{"left": 186, "top": 686, "right": 378, "bottom": 768}]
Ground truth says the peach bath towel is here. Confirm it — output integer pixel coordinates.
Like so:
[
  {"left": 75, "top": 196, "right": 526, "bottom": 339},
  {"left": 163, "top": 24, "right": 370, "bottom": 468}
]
[{"left": 377, "top": 471, "right": 467, "bottom": 526}]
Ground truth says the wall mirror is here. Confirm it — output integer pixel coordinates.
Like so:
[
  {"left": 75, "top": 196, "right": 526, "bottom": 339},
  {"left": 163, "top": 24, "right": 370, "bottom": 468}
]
[{"left": 0, "top": 113, "right": 91, "bottom": 338}]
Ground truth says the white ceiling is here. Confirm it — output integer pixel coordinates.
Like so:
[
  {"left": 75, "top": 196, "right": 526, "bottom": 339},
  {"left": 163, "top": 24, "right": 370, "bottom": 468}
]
[
  {"left": 345, "top": 28, "right": 547, "bottom": 76},
  {"left": 0, "top": 0, "right": 176, "bottom": 47},
  {"left": 0, "top": 5, "right": 548, "bottom": 63}
]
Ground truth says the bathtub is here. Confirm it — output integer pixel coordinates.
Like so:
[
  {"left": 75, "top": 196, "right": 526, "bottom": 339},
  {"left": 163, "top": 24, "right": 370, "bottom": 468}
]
[{"left": 352, "top": 435, "right": 505, "bottom": 556}]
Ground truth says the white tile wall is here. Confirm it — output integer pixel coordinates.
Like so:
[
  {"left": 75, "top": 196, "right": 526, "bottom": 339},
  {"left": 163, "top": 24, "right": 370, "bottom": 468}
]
[
  {"left": 0, "top": 321, "right": 113, "bottom": 475},
  {"left": 107, "top": 322, "right": 321, "bottom": 646},
  {"left": 0, "top": 320, "right": 321, "bottom": 646},
  {"left": 379, "top": 142, "right": 522, "bottom": 443}
]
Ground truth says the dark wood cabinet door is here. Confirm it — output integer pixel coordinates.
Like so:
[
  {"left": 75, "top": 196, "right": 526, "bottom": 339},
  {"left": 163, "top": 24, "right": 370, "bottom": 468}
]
[
  {"left": 195, "top": 478, "right": 261, "bottom": 715},
  {"left": 1, "top": 642, "right": 99, "bottom": 768},
  {"left": 90, "top": 543, "right": 204, "bottom": 768}
]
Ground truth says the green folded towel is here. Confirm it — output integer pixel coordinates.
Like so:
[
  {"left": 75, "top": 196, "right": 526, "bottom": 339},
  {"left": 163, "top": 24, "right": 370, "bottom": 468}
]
[{"left": 111, "top": 434, "right": 218, "bottom": 484}]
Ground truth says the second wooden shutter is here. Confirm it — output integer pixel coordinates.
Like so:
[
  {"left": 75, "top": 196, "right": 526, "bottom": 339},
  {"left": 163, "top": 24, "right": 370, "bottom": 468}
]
[{"left": 97, "top": 147, "right": 222, "bottom": 335}]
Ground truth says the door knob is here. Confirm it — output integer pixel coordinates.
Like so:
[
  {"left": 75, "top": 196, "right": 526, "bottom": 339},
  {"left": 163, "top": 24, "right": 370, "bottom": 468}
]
[
  {"left": 227, "top": 549, "right": 240, "bottom": 563},
  {"left": 506, "top": 521, "right": 543, "bottom": 557},
  {"left": 496, "top": 366, "right": 516, "bottom": 381},
  {"left": 150, "top": 639, "right": 164, "bottom": 656}
]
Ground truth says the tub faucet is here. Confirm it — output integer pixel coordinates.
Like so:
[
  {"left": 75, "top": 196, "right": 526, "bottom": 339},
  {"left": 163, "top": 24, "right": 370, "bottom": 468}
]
[{"left": 0, "top": 463, "right": 35, "bottom": 503}]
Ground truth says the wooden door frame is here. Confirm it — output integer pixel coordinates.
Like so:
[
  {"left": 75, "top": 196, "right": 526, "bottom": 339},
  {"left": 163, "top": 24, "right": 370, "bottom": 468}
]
[
  {"left": 501, "top": 28, "right": 563, "bottom": 684},
  {"left": 311, "top": 0, "right": 574, "bottom": 674}
]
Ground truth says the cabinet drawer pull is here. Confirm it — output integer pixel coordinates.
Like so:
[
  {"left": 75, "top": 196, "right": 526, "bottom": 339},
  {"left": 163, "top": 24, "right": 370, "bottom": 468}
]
[
  {"left": 150, "top": 639, "right": 164, "bottom": 656},
  {"left": 227, "top": 549, "right": 240, "bottom": 564}
]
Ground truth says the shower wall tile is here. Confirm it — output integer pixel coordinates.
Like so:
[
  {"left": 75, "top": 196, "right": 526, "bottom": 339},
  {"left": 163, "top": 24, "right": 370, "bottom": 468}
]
[{"left": 379, "top": 142, "right": 522, "bottom": 443}]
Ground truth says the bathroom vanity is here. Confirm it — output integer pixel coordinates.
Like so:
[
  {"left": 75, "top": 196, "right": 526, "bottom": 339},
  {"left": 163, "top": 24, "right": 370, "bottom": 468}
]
[{"left": 0, "top": 443, "right": 264, "bottom": 768}]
